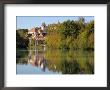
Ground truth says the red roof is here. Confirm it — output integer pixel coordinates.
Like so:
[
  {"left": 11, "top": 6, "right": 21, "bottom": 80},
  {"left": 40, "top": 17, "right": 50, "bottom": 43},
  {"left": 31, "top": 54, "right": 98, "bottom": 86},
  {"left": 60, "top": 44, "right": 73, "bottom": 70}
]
[{"left": 28, "top": 28, "right": 38, "bottom": 33}]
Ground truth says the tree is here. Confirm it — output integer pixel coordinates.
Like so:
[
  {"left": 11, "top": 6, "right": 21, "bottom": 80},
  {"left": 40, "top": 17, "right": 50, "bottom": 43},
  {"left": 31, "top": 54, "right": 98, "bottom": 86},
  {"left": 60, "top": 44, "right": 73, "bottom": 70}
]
[{"left": 16, "top": 29, "right": 29, "bottom": 49}]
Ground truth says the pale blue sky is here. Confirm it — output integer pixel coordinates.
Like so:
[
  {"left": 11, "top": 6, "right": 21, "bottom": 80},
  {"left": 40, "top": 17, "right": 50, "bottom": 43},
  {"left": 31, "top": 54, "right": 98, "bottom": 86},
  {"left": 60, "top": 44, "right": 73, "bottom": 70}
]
[{"left": 16, "top": 16, "right": 94, "bottom": 29}]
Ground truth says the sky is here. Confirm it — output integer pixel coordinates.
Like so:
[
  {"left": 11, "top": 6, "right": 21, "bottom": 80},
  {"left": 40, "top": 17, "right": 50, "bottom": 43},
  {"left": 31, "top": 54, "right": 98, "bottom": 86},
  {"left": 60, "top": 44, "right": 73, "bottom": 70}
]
[{"left": 16, "top": 16, "right": 94, "bottom": 30}]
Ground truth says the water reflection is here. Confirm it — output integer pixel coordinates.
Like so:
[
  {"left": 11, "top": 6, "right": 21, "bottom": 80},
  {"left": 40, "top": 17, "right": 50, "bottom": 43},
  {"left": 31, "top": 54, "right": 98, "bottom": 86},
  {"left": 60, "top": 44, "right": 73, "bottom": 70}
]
[
  {"left": 16, "top": 48, "right": 94, "bottom": 74},
  {"left": 28, "top": 48, "right": 46, "bottom": 72}
]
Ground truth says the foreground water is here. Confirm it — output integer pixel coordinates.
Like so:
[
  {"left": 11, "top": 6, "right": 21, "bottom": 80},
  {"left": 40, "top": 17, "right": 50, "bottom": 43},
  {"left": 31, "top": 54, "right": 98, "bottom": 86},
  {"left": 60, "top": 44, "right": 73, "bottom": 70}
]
[{"left": 16, "top": 49, "right": 94, "bottom": 74}]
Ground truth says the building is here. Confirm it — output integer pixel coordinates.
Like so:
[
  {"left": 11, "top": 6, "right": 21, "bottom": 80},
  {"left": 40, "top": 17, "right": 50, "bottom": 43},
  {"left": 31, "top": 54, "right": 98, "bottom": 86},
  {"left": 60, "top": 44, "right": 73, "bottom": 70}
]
[{"left": 28, "top": 24, "right": 47, "bottom": 40}]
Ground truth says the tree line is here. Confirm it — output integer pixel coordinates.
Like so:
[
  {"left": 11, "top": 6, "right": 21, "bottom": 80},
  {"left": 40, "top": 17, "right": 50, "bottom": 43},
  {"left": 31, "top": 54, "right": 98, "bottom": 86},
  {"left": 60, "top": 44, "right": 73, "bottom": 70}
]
[
  {"left": 16, "top": 17, "right": 94, "bottom": 50},
  {"left": 45, "top": 17, "right": 94, "bottom": 50}
]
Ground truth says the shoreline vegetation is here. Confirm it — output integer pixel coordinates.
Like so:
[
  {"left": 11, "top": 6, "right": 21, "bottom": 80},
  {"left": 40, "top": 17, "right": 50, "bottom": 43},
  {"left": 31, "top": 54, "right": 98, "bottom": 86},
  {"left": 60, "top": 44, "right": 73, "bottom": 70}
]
[{"left": 16, "top": 17, "right": 94, "bottom": 51}]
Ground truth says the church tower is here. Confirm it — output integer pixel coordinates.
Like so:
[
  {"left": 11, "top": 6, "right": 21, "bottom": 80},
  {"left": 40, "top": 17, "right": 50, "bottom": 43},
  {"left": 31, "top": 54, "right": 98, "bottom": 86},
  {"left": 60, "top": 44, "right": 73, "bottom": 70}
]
[{"left": 41, "top": 23, "right": 47, "bottom": 37}]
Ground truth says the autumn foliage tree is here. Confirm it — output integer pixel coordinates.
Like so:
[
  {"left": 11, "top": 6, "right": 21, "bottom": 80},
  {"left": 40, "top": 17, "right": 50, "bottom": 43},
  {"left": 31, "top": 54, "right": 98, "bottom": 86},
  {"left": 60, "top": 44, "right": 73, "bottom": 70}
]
[{"left": 45, "top": 17, "right": 94, "bottom": 50}]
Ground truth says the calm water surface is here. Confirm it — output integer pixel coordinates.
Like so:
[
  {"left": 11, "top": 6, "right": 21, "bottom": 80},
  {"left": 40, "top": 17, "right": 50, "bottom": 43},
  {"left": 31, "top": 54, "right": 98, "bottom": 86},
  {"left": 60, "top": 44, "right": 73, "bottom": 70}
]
[{"left": 16, "top": 49, "right": 94, "bottom": 74}]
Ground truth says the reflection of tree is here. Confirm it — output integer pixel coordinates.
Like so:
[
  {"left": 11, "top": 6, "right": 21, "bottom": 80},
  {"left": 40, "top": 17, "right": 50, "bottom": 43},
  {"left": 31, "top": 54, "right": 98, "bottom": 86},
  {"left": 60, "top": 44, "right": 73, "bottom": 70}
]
[
  {"left": 16, "top": 50, "right": 29, "bottom": 64},
  {"left": 17, "top": 45, "right": 94, "bottom": 74},
  {"left": 46, "top": 61, "right": 61, "bottom": 73},
  {"left": 45, "top": 50, "right": 94, "bottom": 74},
  {"left": 85, "top": 61, "right": 94, "bottom": 74},
  {"left": 61, "top": 60, "right": 80, "bottom": 74},
  {"left": 16, "top": 58, "right": 28, "bottom": 64}
]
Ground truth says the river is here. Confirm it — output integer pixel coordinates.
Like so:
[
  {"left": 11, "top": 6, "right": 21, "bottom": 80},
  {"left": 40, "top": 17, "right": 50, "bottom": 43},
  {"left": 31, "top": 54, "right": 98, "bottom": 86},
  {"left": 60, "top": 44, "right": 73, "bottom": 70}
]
[{"left": 16, "top": 48, "right": 94, "bottom": 74}]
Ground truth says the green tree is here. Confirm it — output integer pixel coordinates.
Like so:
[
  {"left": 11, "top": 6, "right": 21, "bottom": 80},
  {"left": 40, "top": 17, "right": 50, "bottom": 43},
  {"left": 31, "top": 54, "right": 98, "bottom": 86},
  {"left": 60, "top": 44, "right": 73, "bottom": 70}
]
[{"left": 16, "top": 29, "right": 29, "bottom": 49}]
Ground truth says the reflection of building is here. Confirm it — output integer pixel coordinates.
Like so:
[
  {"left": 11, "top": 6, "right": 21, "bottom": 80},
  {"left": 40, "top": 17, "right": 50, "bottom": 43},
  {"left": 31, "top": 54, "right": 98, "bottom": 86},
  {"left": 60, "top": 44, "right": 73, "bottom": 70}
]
[{"left": 28, "top": 50, "right": 46, "bottom": 72}]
